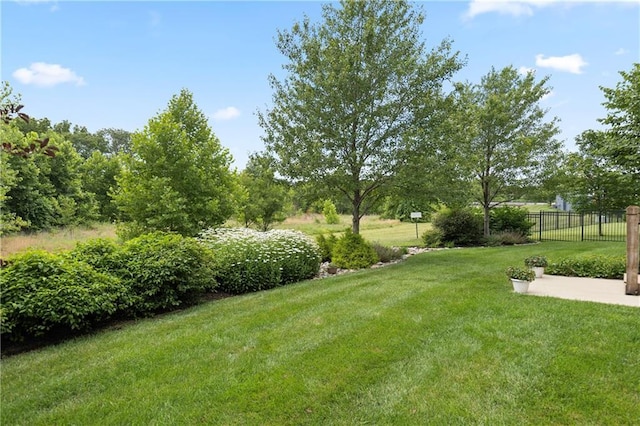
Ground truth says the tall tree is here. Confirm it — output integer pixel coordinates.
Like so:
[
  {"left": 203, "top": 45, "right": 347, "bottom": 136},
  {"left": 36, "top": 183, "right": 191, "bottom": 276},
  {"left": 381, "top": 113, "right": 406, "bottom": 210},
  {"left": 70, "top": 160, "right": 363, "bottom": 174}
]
[
  {"left": 597, "top": 63, "right": 640, "bottom": 180},
  {"left": 258, "top": 0, "right": 464, "bottom": 233},
  {"left": 113, "top": 89, "right": 237, "bottom": 237},
  {"left": 563, "top": 130, "right": 635, "bottom": 214},
  {"left": 80, "top": 151, "right": 122, "bottom": 221},
  {"left": 237, "top": 153, "right": 290, "bottom": 231},
  {"left": 455, "top": 66, "right": 562, "bottom": 236}
]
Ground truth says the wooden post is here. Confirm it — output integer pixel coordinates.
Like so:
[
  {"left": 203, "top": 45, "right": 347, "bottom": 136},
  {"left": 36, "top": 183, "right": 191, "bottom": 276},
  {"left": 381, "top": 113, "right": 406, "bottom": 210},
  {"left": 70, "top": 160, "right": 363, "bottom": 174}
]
[{"left": 625, "top": 205, "right": 639, "bottom": 295}]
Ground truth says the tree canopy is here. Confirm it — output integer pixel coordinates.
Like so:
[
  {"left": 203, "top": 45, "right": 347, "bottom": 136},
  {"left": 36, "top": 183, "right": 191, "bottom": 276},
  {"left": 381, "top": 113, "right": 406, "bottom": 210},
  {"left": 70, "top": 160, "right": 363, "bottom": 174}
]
[
  {"left": 258, "top": 0, "right": 464, "bottom": 233},
  {"left": 597, "top": 63, "right": 640, "bottom": 179},
  {"left": 114, "top": 89, "right": 237, "bottom": 237},
  {"left": 454, "top": 66, "right": 562, "bottom": 236}
]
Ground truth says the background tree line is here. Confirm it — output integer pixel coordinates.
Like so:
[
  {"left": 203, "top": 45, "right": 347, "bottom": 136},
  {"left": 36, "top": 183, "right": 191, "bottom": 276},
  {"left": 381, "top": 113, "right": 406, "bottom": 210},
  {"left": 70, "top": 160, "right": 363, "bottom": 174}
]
[{"left": 1, "top": 0, "right": 637, "bottom": 239}]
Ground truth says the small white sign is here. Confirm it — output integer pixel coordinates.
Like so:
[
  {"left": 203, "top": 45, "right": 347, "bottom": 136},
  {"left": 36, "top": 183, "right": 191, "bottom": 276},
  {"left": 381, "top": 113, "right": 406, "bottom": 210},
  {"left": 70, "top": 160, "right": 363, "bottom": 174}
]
[{"left": 410, "top": 212, "right": 422, "bottom": 219}]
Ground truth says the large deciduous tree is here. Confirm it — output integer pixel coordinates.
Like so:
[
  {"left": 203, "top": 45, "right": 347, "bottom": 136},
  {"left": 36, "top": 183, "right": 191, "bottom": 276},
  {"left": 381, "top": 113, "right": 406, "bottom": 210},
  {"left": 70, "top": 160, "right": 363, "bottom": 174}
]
[
  {"left": 258, "top": 0, "right": 464, "bottom": 233},
  {"left": 597, "top": 63, "right": 640, "bottom": 180},
  {"left": 455, "top": 66, "right": 562, "bottom": 236},
  {"left": 114, "top": 89, "right": 237, "bottom": 237},
  {"left": 563, "top": 130, "right": 636, "bottom": 215}
]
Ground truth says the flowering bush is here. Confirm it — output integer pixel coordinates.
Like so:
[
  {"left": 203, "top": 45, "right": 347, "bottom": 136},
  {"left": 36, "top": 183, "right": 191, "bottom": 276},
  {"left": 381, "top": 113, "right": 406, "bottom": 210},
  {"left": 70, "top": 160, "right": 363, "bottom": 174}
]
[
  {"left": 524, "top": 255, "right": 548, "bottom": 268},
  {"left": 198, "top": 228, "right": 321, "bottom": 294}
]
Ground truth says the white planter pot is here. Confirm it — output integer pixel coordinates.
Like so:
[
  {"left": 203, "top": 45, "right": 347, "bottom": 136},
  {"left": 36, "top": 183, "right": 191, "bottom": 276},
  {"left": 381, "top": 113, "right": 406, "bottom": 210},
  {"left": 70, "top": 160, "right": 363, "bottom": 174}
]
[
  {"left": 511, "top": 279, "right": 530, "bottom": 294},
  {"left": 532, "top": 267, "right": 544, "bottom": 278}
]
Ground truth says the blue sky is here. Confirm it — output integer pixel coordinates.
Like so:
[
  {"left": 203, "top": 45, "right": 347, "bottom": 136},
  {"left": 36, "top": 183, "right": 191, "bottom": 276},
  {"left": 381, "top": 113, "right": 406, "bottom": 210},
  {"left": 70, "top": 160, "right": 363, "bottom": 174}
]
[{"left": 2, "top": 0, "right": 638, "bottom": 169}]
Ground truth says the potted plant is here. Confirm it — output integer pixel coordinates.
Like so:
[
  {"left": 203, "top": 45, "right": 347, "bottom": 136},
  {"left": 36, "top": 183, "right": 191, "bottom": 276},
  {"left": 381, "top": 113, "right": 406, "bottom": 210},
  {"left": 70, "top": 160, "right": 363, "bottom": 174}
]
[
  {"left": 506, "top": 266, "right": 536, "bottom": 293},
  {"left": 524, "top": 255, "right": 548, "bottom": 278}
]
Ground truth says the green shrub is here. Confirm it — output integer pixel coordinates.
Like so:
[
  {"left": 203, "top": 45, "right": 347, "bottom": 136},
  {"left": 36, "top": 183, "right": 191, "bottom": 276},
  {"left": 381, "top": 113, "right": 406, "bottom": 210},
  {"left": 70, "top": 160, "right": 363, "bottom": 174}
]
[
  {"left": 198, "top": 228, "right": 321, "bottom": 294},
  {"left": 67, "top": 238, "right": 121, "bottom": 273},
  {"left": 331, "top": 228, "right": 379, "bottom": 269},
  {"left": 432, "top": 208, "right": 483, "bottom": 247},
  {"left": 316, "top": 233, "right": 337, "bottom": 262},
  {"left": 371, "top": 242, "right": 406, "bottom": 263},
  {"left": 0, "top": 250, "right": 130, "bottom": 341},
  {"left": 546, "top": 255, "right": 625, "bottom": 279},
  {"left": 422, "top": 228, "right": 444, "bottom": 247},
  {"left": 119, "top": 232, "right": 217, "bottom": 314},
  {"left": 322, "top": 200, "right": 340, "bottom": 225},
  {"left": 490, "top": 206, "right": 534, "bottom": 236},
  {"left": 484, "top": 231, "right": 530, "bottom": 246}
]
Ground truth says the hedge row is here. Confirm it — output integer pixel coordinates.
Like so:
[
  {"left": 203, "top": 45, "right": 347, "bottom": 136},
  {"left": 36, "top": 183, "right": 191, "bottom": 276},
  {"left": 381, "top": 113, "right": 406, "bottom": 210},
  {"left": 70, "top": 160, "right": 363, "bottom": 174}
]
[{"left": 1, "top": 229, "right": 322, "bottom": 342}]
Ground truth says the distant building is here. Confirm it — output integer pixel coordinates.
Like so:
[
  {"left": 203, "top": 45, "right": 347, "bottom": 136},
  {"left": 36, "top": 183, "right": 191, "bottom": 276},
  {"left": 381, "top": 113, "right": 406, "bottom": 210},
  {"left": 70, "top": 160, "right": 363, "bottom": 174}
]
[{"left": 555, "top": 195, "right": 572, "bottom": 211}]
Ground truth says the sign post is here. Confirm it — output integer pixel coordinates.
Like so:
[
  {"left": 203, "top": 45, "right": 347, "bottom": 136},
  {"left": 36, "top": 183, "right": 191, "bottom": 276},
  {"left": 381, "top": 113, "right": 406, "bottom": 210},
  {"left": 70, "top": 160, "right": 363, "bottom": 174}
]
[
  {"left": 625, "top": 205, "right": 639, "bottom": 295},
  {"left": 410, "top": 212, "right": 422, "bottom": 239}
]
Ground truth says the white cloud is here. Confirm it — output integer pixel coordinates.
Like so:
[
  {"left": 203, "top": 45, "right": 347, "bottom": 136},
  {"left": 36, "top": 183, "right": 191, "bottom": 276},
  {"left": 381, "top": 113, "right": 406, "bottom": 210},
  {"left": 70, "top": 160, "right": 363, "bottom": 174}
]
[
  {"left": 614, "top": 48, "right": 628, "bottom": 55},
  {"left": 535, "top": 53, "right": 587, "bottom": 74},
  {"left": 212, "top": 107, "right": 241, "bottom": 121},
  {"left": 14, "top": 0, "right": 59, "bottom": 11},
  {"left": 464, "top": 0, "right": 559, "bottom": 19},
  {"left": 518, "top": 66, "right": 535, "bottom": 75},
  {"left": 13, "top": 62, "right": 86, "bottom": 87}
]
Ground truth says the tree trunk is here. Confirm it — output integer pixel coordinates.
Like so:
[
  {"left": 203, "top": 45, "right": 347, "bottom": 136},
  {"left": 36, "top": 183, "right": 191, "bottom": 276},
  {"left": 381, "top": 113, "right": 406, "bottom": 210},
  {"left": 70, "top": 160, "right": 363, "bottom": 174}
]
[
  {"left": 352, "top": 189, "right": 361, "bottom": 234},
  {"left": 483, "top": 204, "right": 491, "bottom": 237}
]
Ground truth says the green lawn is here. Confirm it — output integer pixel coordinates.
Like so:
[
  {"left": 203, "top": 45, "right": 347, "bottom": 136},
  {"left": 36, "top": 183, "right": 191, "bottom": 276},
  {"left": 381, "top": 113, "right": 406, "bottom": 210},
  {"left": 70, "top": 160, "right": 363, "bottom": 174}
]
[{"left": 2, "top": 241, "right": 638, "bottom": 425}]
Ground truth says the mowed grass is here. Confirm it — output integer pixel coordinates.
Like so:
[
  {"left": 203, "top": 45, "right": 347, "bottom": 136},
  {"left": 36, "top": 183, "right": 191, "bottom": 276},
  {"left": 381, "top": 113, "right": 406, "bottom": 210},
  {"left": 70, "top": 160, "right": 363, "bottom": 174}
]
[
  {"left": 2, "top": 241, "right": 638, "bottom": 425},
  {"left": 276, "top": 214, "right": 427, "bottom": 247}
]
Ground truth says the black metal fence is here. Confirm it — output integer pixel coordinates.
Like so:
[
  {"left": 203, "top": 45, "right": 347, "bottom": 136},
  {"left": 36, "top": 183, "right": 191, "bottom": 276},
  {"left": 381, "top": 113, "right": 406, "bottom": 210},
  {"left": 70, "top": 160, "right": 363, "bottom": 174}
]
[{"left": 526, "top": 210, "right": 627, "bottom": 242}]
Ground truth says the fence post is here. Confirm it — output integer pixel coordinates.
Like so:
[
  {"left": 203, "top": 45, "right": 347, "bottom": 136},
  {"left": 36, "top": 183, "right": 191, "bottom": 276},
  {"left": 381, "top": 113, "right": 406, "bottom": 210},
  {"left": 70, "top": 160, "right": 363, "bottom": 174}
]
[
  {"left": 625, "top": 205, "right": 639, "bottom": 295},
  {"left": 581, "top": 212, "right": 585, "bottom": 241},
  {"left": 538, "top": 210, "right": 542, "bottom": 241}
]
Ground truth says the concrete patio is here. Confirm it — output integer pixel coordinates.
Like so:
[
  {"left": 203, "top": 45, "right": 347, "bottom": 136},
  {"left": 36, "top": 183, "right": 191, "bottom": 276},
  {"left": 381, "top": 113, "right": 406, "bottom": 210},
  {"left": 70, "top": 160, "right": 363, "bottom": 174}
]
[{"left": 525, "top": 274, "right": 640, "bottom": 308}]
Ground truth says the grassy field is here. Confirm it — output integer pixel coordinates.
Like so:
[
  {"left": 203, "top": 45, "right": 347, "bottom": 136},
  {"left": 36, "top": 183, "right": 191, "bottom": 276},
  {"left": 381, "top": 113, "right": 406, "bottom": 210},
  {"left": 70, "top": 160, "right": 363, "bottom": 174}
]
[
  {"left": 2, "top": 241, "right": 638, "bottom": 424},
  {"left": 275, "top": 214, "right": 427, "bottom": 247},
  {"left": 0, "top": 216, "right": 426, "bottom": 257},
  {"left": 0, "top": 222, "right": 117, "bottom": 258}
]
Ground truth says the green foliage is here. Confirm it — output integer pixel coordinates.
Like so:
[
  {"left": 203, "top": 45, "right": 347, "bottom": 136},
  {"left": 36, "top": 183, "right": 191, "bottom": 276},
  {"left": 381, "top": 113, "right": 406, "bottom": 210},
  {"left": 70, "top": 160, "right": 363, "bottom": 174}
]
[
  {"left": 379, "top": 197, "right": 431, "bottom": 222},
  {"left": 68, "top": 238, "right": 121, "bottom": 272},
  {"left": 598, "top": 63, "right": 640, "bottom": 179},
  {"left": 421, "top": 228, "right": 444, "bottom": 248},
  {"left": 431, "top": 208, "right": 483, "bottom": 246},
  {"left": 81, "top": 151, "right": 121, "bottom": 221},
  {"left": 237, "top": 153, "right": 289, "bottom": 231},
  {"left": 117, "top": 232, "right": 217, "bottom": 314},
  {"left": 524, "top": 255, "right": 548, "bottom": 268},
  {"left": 546, "top": 255, "right": 626, "bottom": 279},
  {"left": 490, "top": 206, "right": 534, "bottom": 236},
  {"left": 331, "top": 228, "right": 379, "bottom": 269},
  {"left": 371, "top": 242, "right": 406, "bottom": 263},
  {"left": 198, "top": 228, "right": 321, "bottom": 294},
  {"left": 505, "top": 265, "right": 536, "bottom": 281},
  {"left": 1, "top": 130, "right": 98, "bottom": 232},
  {"left": 114, "top": 89, "right": 237, "bottom": 237},
  {"left": 322, "top": 200, "right": 340, "bottom": 224},
  {"left": 454, "top": 66, "right": 562, "bottom": 236},
  {"left": 0, "top": 250, "right": 130, "bottom": 341},
  {"left": 258, "top": 0, "right": 464, "bottom": 234},
  {"left": 316, "top": 233, "right": 337, "bottom": 262}
]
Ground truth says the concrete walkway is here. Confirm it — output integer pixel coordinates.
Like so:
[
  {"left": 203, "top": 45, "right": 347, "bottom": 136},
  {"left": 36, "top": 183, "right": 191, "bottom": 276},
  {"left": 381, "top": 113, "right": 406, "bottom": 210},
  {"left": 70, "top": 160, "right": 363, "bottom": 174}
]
[{"left": 526, "top": 274, "right": 639, "bottom": 308}]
